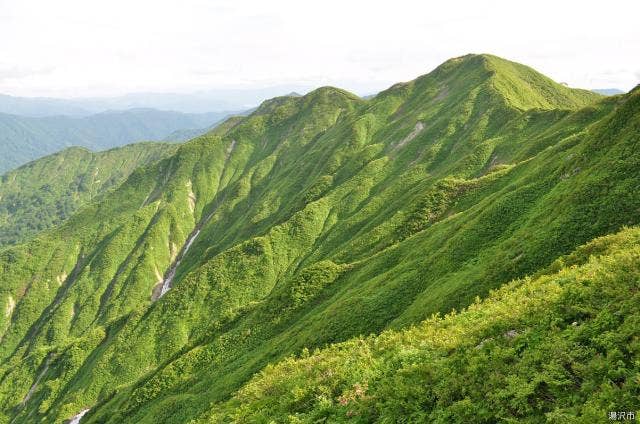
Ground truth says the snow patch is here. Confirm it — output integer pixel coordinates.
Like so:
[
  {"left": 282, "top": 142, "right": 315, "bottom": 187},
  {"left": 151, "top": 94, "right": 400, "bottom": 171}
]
[
  {"left": 68, "top": 408, "right": 90, "bottom": 424},
  {"left": 158, "top": 229, "right": 201, "bottom": 298}
]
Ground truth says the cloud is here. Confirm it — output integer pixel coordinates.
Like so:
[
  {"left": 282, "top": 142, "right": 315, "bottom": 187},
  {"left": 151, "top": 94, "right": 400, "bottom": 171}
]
[
  {"left": 189, "top": 67, "right": 229, "bottom": 77},
  {"left": 0, "top": 65, "right": 54, "bottom": 82},
  {"left": 1, "top": 0, "right": 639, "bottom": 96}
]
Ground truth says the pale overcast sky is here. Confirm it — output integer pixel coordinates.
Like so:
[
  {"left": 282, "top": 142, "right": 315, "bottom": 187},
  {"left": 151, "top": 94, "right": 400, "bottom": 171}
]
[{"left": 0, "top": 0, "right": 638, "bottom": 97}]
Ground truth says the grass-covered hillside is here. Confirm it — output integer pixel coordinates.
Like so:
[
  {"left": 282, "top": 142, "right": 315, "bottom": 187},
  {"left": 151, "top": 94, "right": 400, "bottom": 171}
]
[
  {"left": 0, "top": 54, "right": 638, "bottom": 423},
  {"left": 0, "top": 143, "right": 177, "bottom": 247},
  {"left": 207, "top": 226, "right": 640, "bottom": 423},
  {"left": 0, "top": 109, "right": 227, "bottom": 174}
]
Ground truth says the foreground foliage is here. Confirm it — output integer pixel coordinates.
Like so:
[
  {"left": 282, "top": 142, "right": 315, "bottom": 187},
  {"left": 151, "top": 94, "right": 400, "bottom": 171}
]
[{"left": 207, "top": 227, "right": 640, "bottom": 422}]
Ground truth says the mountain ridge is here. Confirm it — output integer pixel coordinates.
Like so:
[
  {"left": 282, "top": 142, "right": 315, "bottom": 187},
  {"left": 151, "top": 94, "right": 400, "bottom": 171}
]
[
  {"left": 0, "top": 54, "right": 637, "bottom": 423},
  {"left": 0, "top": 85, "right": 317, "bottom": 117}
]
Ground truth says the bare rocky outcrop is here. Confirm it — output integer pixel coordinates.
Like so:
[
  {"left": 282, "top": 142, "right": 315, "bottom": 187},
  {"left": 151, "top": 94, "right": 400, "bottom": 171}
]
[{"left": 392, "top": 122, "right": 425, "bottom": 150}]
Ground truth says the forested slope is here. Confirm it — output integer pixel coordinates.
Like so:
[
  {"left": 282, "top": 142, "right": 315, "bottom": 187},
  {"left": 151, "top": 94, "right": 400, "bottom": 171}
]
[{"left": 0, "top": 143, "right": 177, "bottom": 247}]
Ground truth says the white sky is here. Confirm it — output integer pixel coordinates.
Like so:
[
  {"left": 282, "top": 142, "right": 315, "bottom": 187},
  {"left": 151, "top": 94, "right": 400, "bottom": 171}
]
[{"left": 0, "top": 0, "right": 639, "bottom": 97}]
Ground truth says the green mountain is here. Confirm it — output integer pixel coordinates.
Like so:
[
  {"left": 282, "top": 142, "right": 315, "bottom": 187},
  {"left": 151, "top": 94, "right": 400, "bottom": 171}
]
[
  {"left": 1, "top": 54, "right": 638, "bottom": 424},
  {"left": 0, "top": 143, "right": 177, "bottom": 247},
  {"left": 0, "top": 109, "right": 228, "bottom": 174}
]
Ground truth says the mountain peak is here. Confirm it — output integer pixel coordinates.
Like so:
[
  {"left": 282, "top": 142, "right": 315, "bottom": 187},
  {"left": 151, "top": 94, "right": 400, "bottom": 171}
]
[
  {"left": 253, "top": 86, "right": 360, "bottom": 118},
  {"left": 482, "top": 54, "right": 602, "bottom": 110},
  {"left": 415, "top": 53, "right": 602, "bottom": 111},
  {"left": 300, "top": 86, "right": 361, "bottom": 102}
]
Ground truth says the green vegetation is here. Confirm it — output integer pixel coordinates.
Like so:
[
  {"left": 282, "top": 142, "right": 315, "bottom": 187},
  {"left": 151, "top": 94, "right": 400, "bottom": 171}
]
[
  {"left": 0, "top": 143, "right": 177, "bottom": 247},
  {"left": 208, "top": 226, "right": 640, "bottom": 423},
  {"left": 0, "top": 54, "right": 638, "bottom": 424}
]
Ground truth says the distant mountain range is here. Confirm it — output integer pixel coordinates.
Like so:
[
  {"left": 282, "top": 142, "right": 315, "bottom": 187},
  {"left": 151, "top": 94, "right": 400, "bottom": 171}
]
[
  {"left": 0, "top": 108, "right": 237, "bottom": 173},
  {"left": 0, "top": 85, "right": 314, "bottom": 117},
  {"left": 0, "top": 87, "right": 301, "bottom": 174},
  {"left": 592, "top": 88, "right": 626, "bottom": 95},
  {"left": 0, "top": 94, "right": 93, "bottom": 117}
]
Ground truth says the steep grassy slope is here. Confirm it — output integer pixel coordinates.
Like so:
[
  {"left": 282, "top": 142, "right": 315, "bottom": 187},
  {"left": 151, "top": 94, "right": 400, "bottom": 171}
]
[
  {"left": 0, "top": 54, "right": 637, "bottom": 423},
  {"left": 0, "top": 109, "right": 225, "bottom": 174},
  {"left": 0, "top": 143, "right": 177, "bottom": 247},
  {"left": 206, "top": 226, "right": 640, "bottom": 423},
  {"left": 480, "top": 54, "right": 600, "bottom": 110}
]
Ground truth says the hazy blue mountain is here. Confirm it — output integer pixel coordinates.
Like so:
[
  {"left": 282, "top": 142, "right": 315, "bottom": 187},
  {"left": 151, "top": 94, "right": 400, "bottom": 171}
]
[
  {"left": 162, "top": 111, "right": 252, "bottom": 142},
  {"left": 0, "top": 94, "right": 92, "bottom": 117},
  {"left": 161, "top": 125, "right": 218, "bottom": 142},
  {"left": 0, "top": 85, "right": 315, "bottom": 117},
  {"left": 75, "top": 86, "right": 314, "bottom": 113},
  {"left": 0, "top": 108, "right": 228, "bottom": 173},
  {"left": 592, "top": 88, "right": 625, "bottom": 95}
]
